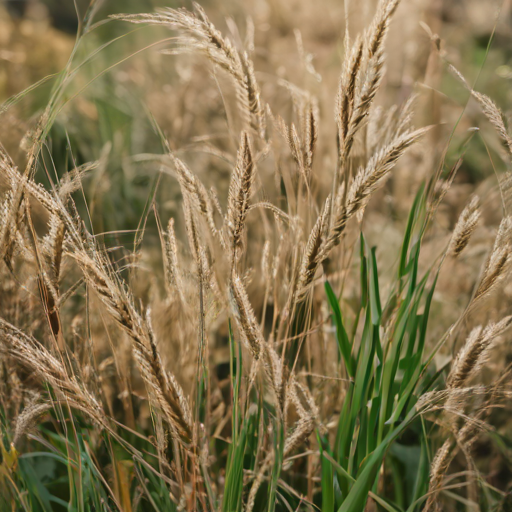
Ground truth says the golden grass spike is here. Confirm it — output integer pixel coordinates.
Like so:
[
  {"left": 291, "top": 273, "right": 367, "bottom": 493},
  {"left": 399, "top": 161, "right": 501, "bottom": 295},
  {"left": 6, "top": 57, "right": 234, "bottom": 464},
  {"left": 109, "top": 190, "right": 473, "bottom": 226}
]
[
  {"left": 367, "top": 0, "right": 401, "bottom": 58},
  {"left": 13, "top": 400, "right": 52, "bottom": 448},
  {"left": 474, "top": 217, "right": 512, "bottom": 301},
  {"left": 296, "top": 196, "right": 331, "bottom": 299},
  {"left": 229, "top": 272, "right": 284, "bottom": 405},
  {"left": 336, "top": 34, "right": 363, "bottom": 144},
  {"left": 0, "top": 318, "right": 105, "bottom": 427},
  {"left": 229, "top": 272, "right": 263, "bottom": 361},
  {"left": 225, "top": 131, "right": 255, "bottom": 260},
  {"left": 303, "top": 100, "right": 319, "bottom": 178},
  {"left": 449, "top": 63, "right": 512, "bottom": 156},
  {"left": 43, "top": 214, "right": 66, "bottom": 293},
  {"left": 287, "top": 122, "right": 305, "bottom": 175},
  {"left": 241, "top": 51, "right": 265, "bottom": 138},
  {"left": 144, "top": 310, "right": 193, "bottom": 444},
  {"left": 472, "top": 90, "right": 512, "bottom": 156},
  {"left": 449, "top": 196, "right": 480, "bottom": 257},
  {"left": 69, "top": 249, "right": 194, "bottom": 447},
  {"left": 284, "top": 379, "right": 318, "bottom": 457},
  {"left": 320, "top": 127, "right": 428, "bottom": 265},
  {"left": 183, "top": 196, "right": 202, "bottom": 268},
  {"left": 170, "top": 154, "right": 218, "bottom": 241},
  {"left": 163, "top": 218, "right": 185, "bottom": 303},
  {"left": 447, "top": 317, "right": 512, "bottom": 390},
  {"left": 337, "top": 0, "right": 401, "bottom": 175},
  {"left": 425, "top": 438, "right": 452, "bottom": 512}
]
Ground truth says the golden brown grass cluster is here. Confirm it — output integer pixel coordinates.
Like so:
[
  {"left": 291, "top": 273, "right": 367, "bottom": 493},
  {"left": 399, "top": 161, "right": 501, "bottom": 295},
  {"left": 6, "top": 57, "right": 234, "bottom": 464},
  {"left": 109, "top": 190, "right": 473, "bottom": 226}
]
[{"left": 1, "top": 0, "right": 512, "bottom": 511}]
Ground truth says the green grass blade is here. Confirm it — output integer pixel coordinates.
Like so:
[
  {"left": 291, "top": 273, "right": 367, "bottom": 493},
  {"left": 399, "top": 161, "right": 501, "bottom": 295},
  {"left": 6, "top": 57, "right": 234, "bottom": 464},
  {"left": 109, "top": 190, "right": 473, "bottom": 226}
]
[
  {"left": 399, "top": 183, "right": 425, "bottom": 279},
  {"left": 338, "top": 408, "right": 418, "bottom": 512},
  {"left": 318, "top": 433, "right": 335, "bottom": 512},
  {"left": 267, "top": 420, "right": 285, "bottom": 512},
  {"left": 368, "top": 246, "right": 382, "bottom": 326},
  {"left": 325, "top": 281, "right": 354, "bottom": 377}
]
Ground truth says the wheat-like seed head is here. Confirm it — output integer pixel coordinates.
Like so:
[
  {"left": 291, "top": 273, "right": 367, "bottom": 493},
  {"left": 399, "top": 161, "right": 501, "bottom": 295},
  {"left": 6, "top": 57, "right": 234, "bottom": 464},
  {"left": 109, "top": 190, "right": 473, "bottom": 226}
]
[
  {"left": 473, "top": 217, "right": 512, "bottom": 301},
  {"left": 225, "top": 131, "right": 255, "bottom": 261},
  {"left": 449, "top": 195, "right": 480, "bottom": 257},
  {"left": 303, "top": 100, "right": 319, "bottom": 179},
  {"left": 69, "top": 247, "right": 195, "bottom": 448},
  {"left": 13, "top": 400, "right": 52, "bottom": 448},
  {"left": 229, "top": 272, "right": 263, "bottom": 361},
  {"left": 229, "top": 271, "right": 286, "bottom": 409},
  {"left": 162, "top": 218, "right": 185, "bottom": 304},
  {"left": 284, "top": 379, "right": 318, "bottom": 457},
  {"left": 140, "top": 310, "right": 194, "bottom": 444},
  {"left": 424, "top": 437, "right": 452, "bottom": 512},
  {"left": 336, "top": 0, "right": 401, "bottom": 174},
  {"left": 447, "top": 317, "right": 512, "bottom": 390},
  {"left": 472, "top": 90, "right": 512, "bottom": 156},
  {"left": 170, "top": 154, "right": 219, "bottom": 242},
  {"left": 41, "top": 214, "right": 66, "bottom": 293},
  {"left": 296, "top": 196, "right": 331, "bottom": 299},
  {"left": 317, "top": 127, "right": 428, "bottom": 266},
  {"left": 336, "top": 34, "right": 363, "bottom": 145},
  {"left": 0, "top": 319, "right": 105, "bottom": 428}
]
